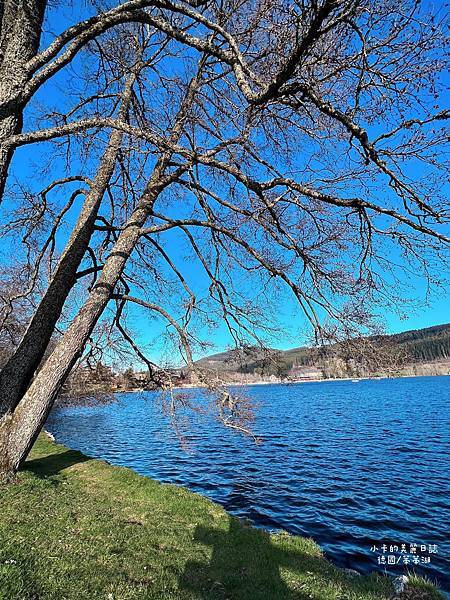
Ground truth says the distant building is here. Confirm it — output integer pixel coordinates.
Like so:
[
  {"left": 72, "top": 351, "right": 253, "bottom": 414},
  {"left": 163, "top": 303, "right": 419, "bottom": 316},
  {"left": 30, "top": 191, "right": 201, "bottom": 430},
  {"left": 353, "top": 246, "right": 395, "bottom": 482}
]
[
  {"left": 288, "top": 363, "right": 322, "bottom": 380},
  {"left": 133, "top": 372, "right": 149, "bottom": 385}
]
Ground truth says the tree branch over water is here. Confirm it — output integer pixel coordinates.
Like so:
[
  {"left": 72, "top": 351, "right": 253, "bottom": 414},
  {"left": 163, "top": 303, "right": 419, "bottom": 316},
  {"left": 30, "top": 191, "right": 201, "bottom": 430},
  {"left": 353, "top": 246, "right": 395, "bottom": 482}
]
[{"left": 0, "top": 0, "right": 448, "bottom": 479}]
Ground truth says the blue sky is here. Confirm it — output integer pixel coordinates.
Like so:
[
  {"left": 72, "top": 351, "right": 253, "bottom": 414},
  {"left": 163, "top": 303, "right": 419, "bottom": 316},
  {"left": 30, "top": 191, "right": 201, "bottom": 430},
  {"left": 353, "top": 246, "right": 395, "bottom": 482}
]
[{"left": 0, "top": 1, "right": 449, "bottom": 364}]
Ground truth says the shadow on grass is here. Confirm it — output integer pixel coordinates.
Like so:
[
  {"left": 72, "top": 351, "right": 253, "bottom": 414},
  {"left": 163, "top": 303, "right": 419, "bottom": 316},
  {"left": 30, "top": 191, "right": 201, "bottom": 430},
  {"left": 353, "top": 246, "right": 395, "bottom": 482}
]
[
  {"left": 22, "top": 449, "right": 90, "bottom": 478},
  {"left": 179, "top": 518, "right": 383, "bottom": 600}
]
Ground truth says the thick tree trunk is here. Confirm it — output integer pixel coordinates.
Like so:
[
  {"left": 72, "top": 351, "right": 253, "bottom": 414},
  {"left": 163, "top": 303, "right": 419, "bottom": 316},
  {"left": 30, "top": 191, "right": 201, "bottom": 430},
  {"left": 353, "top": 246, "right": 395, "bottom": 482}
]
[
  {"left": 0, "top": 173, "right": 165, "bottom": 480},
  {"left": 0, "top": 79, "right": 134, "bottom": 420},
  {"left": 0, "top": 113, "right": 19, "bottom": 202},
  {"left": 0, "top": 1, "right": 47, "bottom": 201},
  {"left": 0, "top": 68, "right": 200, "bottom": 481}
]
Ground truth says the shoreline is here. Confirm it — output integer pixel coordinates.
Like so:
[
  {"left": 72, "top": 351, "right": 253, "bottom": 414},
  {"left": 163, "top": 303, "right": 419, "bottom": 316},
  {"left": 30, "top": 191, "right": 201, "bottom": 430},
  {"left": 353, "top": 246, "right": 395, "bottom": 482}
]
[
  {"left": 60, "top": 372, "right": 450, "bottom": 399},
  {"left": 170, "top": 372, "right": 449, "bottom": 391},
  {"left": 2, "top": 433, "right": 443, "bottom": 599}
]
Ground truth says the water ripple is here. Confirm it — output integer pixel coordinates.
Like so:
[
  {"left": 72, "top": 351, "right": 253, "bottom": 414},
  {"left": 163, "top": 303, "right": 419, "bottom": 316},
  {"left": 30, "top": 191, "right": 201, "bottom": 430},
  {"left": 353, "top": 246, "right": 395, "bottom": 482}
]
[{"left": 46, "top": 376, "right": 450, "bottom": 595}]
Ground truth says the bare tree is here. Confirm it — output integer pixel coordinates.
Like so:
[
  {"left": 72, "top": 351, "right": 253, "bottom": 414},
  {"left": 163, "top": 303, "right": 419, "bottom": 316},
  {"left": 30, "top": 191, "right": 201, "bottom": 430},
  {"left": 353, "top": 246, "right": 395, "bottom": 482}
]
[
  {"left": 0, "top": 0, "right": 158, "bottom": 197},
  {"left": 0, "top": 0, "right": 449, "bottom": 479},
  {"left": 0, "top": 273, "right": 32, "bottom": 368}
]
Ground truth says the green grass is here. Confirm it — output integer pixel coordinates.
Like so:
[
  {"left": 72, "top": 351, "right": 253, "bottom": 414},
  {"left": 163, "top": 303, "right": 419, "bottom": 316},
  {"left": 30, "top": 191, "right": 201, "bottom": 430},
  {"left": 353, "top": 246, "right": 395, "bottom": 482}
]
[
  {"left": 403, "top": 575, "right": 447, "bottom": 600},
  {"left": 0, "top": 435, "right": 444, "bottom": 599}
]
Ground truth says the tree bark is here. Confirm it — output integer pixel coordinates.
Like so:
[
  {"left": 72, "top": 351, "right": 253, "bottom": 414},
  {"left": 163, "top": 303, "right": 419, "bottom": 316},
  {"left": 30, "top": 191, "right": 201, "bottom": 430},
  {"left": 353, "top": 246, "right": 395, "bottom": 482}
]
[
  {"left": 0, "top": 66, "right": 201, "bottom": 481},
  {"left": 0, "top": 77, "right": 134, "bottom": 420},
  {"left": 0, "top": 1, "right": 47, "bottom": 201},
  {"left": 0, "top": 177, "right": 164, "bottom": 479}
]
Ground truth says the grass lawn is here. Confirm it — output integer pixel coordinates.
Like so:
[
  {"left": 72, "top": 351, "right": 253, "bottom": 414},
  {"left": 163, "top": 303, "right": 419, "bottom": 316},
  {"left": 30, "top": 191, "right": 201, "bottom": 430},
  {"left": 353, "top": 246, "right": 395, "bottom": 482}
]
[{"left": 0, "top": 434, "right": 444, "bottom": 599}]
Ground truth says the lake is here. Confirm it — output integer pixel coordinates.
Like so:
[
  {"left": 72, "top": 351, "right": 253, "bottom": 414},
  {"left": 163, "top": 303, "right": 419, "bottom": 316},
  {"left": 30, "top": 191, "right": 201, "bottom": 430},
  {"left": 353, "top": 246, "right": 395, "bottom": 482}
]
[{"left": 46, "top": 376, "right": 450, "bottom": 594}]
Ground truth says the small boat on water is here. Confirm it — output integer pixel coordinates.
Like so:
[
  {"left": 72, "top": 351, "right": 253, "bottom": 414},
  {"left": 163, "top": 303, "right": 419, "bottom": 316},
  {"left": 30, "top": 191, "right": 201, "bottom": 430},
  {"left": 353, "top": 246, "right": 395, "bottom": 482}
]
[{"left": 351, "top": 379, "right": 361, "bottom": 382}]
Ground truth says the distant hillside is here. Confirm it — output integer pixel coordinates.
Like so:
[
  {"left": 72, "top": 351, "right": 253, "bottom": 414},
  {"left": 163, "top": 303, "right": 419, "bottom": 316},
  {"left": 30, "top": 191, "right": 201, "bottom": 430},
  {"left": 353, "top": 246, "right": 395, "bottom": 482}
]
[
  {"left": 62, "top": 323, "right": 450, "bottom": 398},
  {"left": 196, "top": 346, "right": 281, "bottom": 373},
  {"left": 196, "top": 323, "right": 450, "bottom": 379},
  {"left": 377, "top": 323, "right": 450, "bottom": 362}
]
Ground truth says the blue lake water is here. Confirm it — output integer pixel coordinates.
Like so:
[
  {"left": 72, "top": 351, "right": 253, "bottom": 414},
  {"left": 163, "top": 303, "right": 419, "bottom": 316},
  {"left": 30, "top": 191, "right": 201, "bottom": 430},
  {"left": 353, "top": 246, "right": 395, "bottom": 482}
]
[{"left": 46, "top": 376, "right": 450, "bottom": 593}]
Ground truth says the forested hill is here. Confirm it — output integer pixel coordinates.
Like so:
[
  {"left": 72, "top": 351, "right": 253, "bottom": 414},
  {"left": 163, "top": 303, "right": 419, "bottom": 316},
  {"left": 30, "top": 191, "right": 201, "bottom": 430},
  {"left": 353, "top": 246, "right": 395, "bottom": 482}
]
[
  {"left": 57, "top": 322, "right": 450, "bottom": 395},
  {"left": 375, "top": 323, "right": 450, "bottom": 362},
  {"left": 197, "top": 323, "right": 450, "bottom": 376}
]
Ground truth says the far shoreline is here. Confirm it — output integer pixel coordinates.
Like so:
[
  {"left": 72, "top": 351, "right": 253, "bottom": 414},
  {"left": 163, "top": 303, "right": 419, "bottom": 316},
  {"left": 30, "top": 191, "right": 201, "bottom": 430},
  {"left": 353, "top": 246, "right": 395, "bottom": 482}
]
[
  {"left": 60, "top": 371, "right": 450, "bottom": 402},
  {"left": 169, "top": 371, "right": 450, "bottom": 391}
]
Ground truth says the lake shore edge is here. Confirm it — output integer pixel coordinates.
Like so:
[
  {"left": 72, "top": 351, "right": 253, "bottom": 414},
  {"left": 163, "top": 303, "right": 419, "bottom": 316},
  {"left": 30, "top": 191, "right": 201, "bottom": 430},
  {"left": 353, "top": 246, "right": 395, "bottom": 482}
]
[
  {"left": 1, "top": 432, "right": 445, "bottom": 600},
  {"left": 169, "top": 371, "right": 450, "bottom": 391},
  {"left": 62, "top": 372, "right": 450, "bottom": 400}
]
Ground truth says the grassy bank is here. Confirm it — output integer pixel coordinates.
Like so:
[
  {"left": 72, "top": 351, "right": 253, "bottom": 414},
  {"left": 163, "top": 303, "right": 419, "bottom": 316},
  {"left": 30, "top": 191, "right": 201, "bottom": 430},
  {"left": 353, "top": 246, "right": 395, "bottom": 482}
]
[{"left": 0, "top": 435, "right": 444, "bottom": 600}]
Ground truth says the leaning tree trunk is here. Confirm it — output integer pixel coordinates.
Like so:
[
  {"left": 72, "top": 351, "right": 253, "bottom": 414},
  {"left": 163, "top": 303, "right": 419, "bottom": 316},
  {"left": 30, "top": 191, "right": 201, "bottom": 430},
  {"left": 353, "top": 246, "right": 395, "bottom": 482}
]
[
  {"left": 0, "top": 0, "right": 47, "bottom": 201},
  {"left": 0, "top": 67, "right": 201, "bottom": 480},
  {"left": 0, "top": 77, "right": 134, "bottom": 420},
  {"left": 0, "top": 172, "right": 165, "bottom": 480}
]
